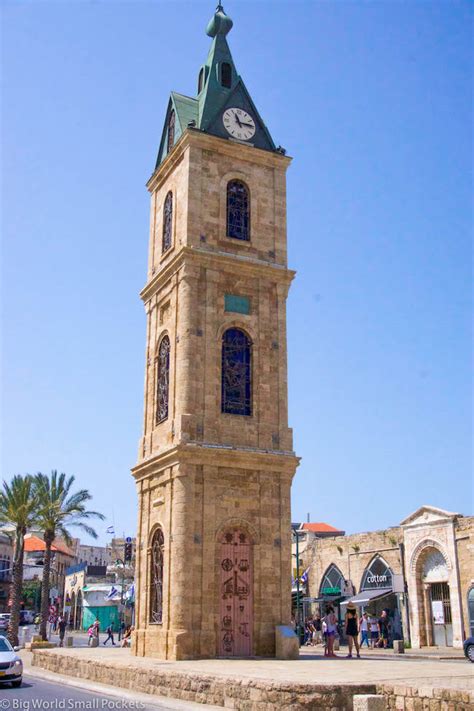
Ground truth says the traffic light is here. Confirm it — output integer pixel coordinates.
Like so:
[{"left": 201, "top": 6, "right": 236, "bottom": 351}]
[{"left": 124, "top": 542, "right": 132, "bottom": 563}]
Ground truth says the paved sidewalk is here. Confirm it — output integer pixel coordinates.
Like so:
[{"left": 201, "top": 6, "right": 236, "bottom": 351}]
[{"left": 29, "top": 645, "right": 473, "bottom": 691}]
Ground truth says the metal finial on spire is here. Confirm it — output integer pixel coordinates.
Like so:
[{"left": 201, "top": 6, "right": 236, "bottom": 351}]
[{"left": 206, "top": 3, "right": 233, "bottom": 37}]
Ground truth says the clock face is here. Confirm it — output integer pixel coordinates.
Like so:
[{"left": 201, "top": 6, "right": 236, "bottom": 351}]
[{"left": 222, "top": 108, "right": 256, "bottom": 141}]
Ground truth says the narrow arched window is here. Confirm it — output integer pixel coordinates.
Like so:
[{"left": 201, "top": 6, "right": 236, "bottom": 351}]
[
  {"left": 198, "top": 67, "right": 204, "bottom": 93},
  {"left": 162, "top": 191, "right": 173, "bottom": 253},
  {"left": 167, "top": 109, "right": 175, "bottom": 153},
  {"left": 221, "top": 62, "right": 232, "bottom": 88},
  {"left": 227, "top": 180, "right": 250, "bottom": 241},
  {"left": 150, "top": 528, "right": 164, "bottom": 624},
  {"left": 221, "top": 328, "right": 252, "bottom": 416},
  {"left": 156, "top": 335, "right": 170, "bottom": 423},
  {"left": 319, "top": 564, "right": 345, "bottom": 597}
]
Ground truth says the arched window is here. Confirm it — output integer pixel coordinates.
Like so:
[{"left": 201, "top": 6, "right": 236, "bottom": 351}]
[
  {"left": 156, "top": 335, "right": 170, "bottom": 423},
  {"left": 221, "top": 328, "right": 252, "bottom": 416},
  {"left": 227, "top": 180, "right": 250, "bottom": 241},
  {"left": 198, "top": 67, "right": 204, "bottom": 93},
  {"left": 150, "top": 528, "right": 164, "bottom": 624},
  {"left": 360, "top": 556, "right": 393, "bottom": 591},
  {"left": 319, "top": 564, "right": 344, "bottom": 597},
  {"left": 221, "top": 62, "right": 232, "bottom": 88},
  {"left": 167, "top": 109, "right": 175, "bottom": 153},
  {"left": 162, "top": 191, "right": 173, "bottom": 253}
]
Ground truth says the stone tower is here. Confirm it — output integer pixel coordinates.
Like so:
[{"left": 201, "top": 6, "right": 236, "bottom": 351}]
[{"left": 132, "top": 4, "right": 299, "bottom": 660}]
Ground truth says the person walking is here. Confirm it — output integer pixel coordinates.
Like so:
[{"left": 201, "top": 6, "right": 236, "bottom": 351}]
[
  {"left": 324, "top": 605, "right": 338, "bottom": 657},
  {"left": 57, "top": 616, "right": 67, "bottom": 647},
  {"left": 103, "top": 623, "right": 116, "bottom": 646},
  {"left": 344, "top": 603, "right": 360, "bottom": 658},
  {"left": 369, "top": 615, "right": 379, "bottom": 648},
  {"left": 378, "top": 610, "right": 390, "bottom": 649},
  {"left": 359, "top": 612, "right": 370, "bottom": 648},
  {"left": 313, "top": 614, "right": 322, "bottom": 645}
]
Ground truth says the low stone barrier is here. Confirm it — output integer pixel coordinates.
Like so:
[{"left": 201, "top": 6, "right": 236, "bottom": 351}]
[
  {"left": 32, "top": 650, "right": 474, "bottom": 711},
  {"left": 32, "top": 649, "right": 376, "bottom": 710}
]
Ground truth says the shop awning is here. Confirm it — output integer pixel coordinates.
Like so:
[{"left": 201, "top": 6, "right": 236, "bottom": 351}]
[{"left": 340, "top": 588, "right": 392, "bottom": 606}]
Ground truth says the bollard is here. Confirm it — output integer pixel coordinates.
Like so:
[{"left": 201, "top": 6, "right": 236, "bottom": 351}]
[
  {"left": 334, "top": 638, "right": 340, "bottom": 651},
  {"left": 90, "top": 637, "right": 99, "bottom": 648},
  {"left": 393, "top": 640, "right": 404, "bottom": 654},
  {"left": 353, "top": 695, "right": 386, "bottom": 711},
  {"left": 66, "top": 636, "right": 74, "bottom": 647}
]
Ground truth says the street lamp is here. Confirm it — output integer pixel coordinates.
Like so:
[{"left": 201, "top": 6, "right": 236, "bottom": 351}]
[{"left": 292, "top": 527, "right": 305, "bottom": 645}]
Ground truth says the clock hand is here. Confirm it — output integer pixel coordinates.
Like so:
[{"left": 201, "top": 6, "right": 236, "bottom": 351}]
[
  {"left": 240, "top": 122, "right": 254, "bottom": 128},
  {"left": 233, "top": 112, "right": 242, "bottom": 127}
]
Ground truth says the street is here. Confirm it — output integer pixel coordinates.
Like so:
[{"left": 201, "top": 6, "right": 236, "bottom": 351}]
[{"left": 2, "top": 674, "right": 217, "bottom": 711}]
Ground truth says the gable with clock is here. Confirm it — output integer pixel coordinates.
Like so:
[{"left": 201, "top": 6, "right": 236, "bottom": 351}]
[{"left": 156, "top": 3, "right": 276, "bottom": 166}]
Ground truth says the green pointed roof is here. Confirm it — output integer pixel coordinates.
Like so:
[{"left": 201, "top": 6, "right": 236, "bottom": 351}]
[{"left": 156, "top": 4, "right": 276, "bottom": 167}]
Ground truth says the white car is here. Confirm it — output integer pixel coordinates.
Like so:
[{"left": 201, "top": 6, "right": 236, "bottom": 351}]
[
  {"left": 0, "top": 635, "right": 22, "bottom": 688},
  {"left": 0, "top": 614, "right": 10, "bottom": 631}
]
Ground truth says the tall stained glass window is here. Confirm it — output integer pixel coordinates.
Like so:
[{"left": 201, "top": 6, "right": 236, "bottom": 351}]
[
  {"left": 221, "top": 328, "right": 252, "bottom": 416},
  {"left": 227, "top": 180, "right": 250, "bottom": 241},
  {"left": 150, "top": 528, "right": 164, "bottom": 624},
  {"left": 156, "top": 335, "right": 170, "bottom": 423},
  {"left": 162, "top": 191, "right": 173, "bottom": 253}
]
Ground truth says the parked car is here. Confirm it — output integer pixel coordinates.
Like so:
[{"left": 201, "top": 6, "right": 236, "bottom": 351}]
[
  {"left": 0, "top": 614, "right": 10, "bottom": 631},
  {"left": 0, "top": 635, "right": 22, "bottom": 687},
  {"left": 463, "top": 636, "right": 474, "bottom": 662}
]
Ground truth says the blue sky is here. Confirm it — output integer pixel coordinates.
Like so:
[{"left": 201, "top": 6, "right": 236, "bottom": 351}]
[{"left": 1, "top": 1, "right": 471, "bottom": 544}]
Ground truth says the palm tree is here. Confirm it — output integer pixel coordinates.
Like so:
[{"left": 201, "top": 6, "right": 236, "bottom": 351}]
[
  {"left": 0, "top": 475, "right": 38, "bottom": 646},
  {"left": 34, "top": 471, "right": 105, "bottom": 641}
]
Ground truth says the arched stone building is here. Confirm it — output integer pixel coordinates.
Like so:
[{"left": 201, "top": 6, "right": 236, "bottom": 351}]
[{"left": 303, "top": 505, "right": 473, "bottom": 648}]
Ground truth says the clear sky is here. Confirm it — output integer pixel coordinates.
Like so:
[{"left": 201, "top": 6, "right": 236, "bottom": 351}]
[{"left": 1, "top": 1, "right": 472, "bottom": 544}]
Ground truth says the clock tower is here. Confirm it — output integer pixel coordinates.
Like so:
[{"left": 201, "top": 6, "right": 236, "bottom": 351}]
[{"left": 132, "top": 4, "right": 299, "bottom": 660}]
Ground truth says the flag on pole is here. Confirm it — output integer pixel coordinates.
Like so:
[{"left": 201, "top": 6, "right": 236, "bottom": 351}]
[
  {"left": 106, "top": 526, "right": 115, "bottom": 535},
  {"left": 300, "top": 568, "right": 309, "bottom": 585},
  {"left": 105, "top": 586, "right": 119, "bottom": 600}
]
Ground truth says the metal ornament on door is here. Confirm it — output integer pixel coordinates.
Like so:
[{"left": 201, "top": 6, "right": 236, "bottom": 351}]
[{"left": 219, "top": 530, "right": 253, "bottom": 656}]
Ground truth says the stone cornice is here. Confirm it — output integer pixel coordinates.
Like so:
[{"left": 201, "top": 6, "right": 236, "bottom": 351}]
[
  {"left": 140, "top": 246, "right": 296, "bottom": 303},
  {"left": 131, "top": 442, "right": 300, "bottom": 482},
  {"left": 146, "top": 129, "right": 292, "bottom": 194}
]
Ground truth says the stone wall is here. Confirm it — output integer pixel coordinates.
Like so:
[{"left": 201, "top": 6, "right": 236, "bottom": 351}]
[{"left": 456, "top": 516, "right": 474, "bottom": 639}]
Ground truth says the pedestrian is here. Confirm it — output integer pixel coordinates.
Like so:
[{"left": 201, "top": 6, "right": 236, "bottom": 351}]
[
  {"left": 378, "top": 610, "right": 390, "bottom": 649},
  {"left": 344, "top": 603, "right": 360, "bottom": 658},
  {"left": 359, "top": 612, "right": 370, "bottom": 648},
  {"left": 121, "top": 625, "right": 132, "bottom": 648},
  {"left": 119, "top": 620, "right": 125, "bottom": 642},
  {"left": 312, "top": 614, "right": 322, "bottom": 645},
  {"left": 323, "top": 605, "right": 338, "bottom": 658},
  {"left": 103, "top": 623, "right": 116, "bottom": 646},
  {"left": 369, "top": 615, "right": 379, "bottom": 648},
  {"left": 58, "top": 616, "right": 67, "bottom": 647}
]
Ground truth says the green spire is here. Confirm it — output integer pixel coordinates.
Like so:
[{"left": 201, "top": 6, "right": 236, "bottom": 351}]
[{"left": 198, "top": 4, "right": 237, "bottom": 130}]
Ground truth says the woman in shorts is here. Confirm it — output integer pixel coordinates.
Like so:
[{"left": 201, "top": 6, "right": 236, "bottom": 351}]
[
  {"left": 324, "top": 605, "right": 338, "bottom": 657},
  {"left": 369, "top": 616, "right": 379, "bottom": 648}
]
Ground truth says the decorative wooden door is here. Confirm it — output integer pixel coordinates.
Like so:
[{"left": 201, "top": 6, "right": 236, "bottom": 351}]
[{"left": 219, "top": 529, "right": 253, "bottom": 657}]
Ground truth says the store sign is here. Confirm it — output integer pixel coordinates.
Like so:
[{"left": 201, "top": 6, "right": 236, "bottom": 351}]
[
  {"left": 321, "top": 586, "right": 340, "bottom": 595},
  {"left": 361, "top": 557, "right": 393, "bottom": 590}
]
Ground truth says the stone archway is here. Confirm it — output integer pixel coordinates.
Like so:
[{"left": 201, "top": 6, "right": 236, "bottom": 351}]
[
  {"left": 218, "top": 528, "right": 253, "bottom": 657},
  {"left": 412, "top": 543, "right": 452, "bottom": 646}
]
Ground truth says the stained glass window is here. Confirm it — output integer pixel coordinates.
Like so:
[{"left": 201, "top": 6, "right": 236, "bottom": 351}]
[
  {"left": 221, "top": 62, "right": 232, "bottom": 88},
  {"left": 360, "top": 556, "right": 393, "bottom": 590},
  {"left": 221, "top": 328, "right": 252, "bottom": 416},
  {"left": 162, "top": 191, "right": 173, "bottom": 253},
  {"left": 150, "top": 528, "right": 164, "bottom": 624},
  {"left": 167, "top": 109, "right": 175, "bottom": 154},
  {"left": 227, "top": 180, "right": 250, "bottom": 241},
  {"left": 319, "top": 565, "right": 344, "bottom": 596},
  {"left": 156, "top": 335, "right": 170, "bottom": 423}
]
